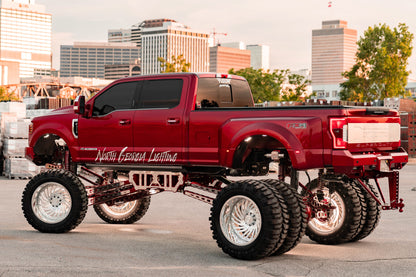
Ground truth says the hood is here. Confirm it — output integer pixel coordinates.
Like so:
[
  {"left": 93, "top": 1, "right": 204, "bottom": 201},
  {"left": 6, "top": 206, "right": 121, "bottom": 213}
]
[
  {"left": 49, "top": 105, "right": 75, "bottom": 115},
  {"left": 31, "top": 105, "right": 75, "bottom": 122}
]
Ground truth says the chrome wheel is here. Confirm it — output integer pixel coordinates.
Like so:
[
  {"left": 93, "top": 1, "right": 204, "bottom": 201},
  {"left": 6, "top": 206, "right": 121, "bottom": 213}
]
[
  {"left": 220, "top": 195, "right": 262, "bottom": 246},
  {"left": 99, "top": 200, "right": 139, "bottom": 217},
  {"left": 308, "top": 188, "right": 345, "bottom": 235},
  {"left": 31, "top": 182, "right": 72, "bottom": 224}
]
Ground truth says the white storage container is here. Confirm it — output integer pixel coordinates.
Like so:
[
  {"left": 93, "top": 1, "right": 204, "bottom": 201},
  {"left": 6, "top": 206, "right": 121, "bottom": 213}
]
[
  {"left": 3, "top": 138, "right": 28, "bottom": 158},
  {"left": 4, "top": 119, "right": 30, "bottom": 138},
  {"left": 4, "top": 157, "right": 41, "bottom": 179},
  {"left": 0, "top": 112, "right": 17, "bottom": 135},
  {"left": 0, "top": 102, "right": 26, "bottom": 118}
]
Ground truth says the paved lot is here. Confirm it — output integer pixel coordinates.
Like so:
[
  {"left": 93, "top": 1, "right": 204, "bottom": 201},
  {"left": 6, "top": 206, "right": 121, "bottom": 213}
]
[{"left": 1, "top": 165, "right": 415, "bottom": 277}]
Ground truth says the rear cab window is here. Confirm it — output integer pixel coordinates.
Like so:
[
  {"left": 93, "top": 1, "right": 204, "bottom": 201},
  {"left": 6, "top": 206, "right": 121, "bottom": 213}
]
[
  {"left": 196, "top": 77, "right": 254, "bottom": 108},
  {"left": 139, "top": 79, "right": 183, "bottom": 109}
]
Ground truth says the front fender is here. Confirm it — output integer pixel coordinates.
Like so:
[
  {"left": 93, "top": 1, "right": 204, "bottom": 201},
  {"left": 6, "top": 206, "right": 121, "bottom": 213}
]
[{"left": 30, "top": 116, "right": 77, "bottom": 159}]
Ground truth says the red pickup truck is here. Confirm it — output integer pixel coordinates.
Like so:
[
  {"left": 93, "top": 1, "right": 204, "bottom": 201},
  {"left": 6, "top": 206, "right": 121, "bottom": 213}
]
[{"left": 22, "top": 73, "right": 408, "bottom": 260}]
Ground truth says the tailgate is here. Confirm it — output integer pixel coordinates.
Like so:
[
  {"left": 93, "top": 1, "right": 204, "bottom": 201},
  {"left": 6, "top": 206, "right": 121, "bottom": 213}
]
[{"left": 330, "top": 107, "right": 401, "bottom": 152}]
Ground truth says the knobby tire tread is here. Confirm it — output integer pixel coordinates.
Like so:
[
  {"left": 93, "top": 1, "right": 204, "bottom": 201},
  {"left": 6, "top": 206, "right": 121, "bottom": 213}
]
[
  {"left": 21, "top": 169, "right": 88, "bottom": 233},
  {"left": 347, "top": 178, "right": 367, "bottom": 241},
  {"left": 93, "top": 197, "right": 151, "bottom": 224},
  {"left": 351, "top": 180, "right": 381, "bottom": 241},
  {"left": 263, "top": 179, "right": 308, "bottom": 255},
  {"left": 210, "top": 179, "right": 284, "bottom": 260},
  {"left": 305, "top": 178, "right": 363, "bottom": 245}
]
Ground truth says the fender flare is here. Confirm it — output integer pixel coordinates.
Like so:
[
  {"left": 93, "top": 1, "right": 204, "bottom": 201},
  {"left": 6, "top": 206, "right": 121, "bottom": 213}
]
[
  {"left": 221, "top": 121, "right": 307, "bottom": 169},
  {"left": 31, "top": 124, "right": 75, "bottom": 159}
]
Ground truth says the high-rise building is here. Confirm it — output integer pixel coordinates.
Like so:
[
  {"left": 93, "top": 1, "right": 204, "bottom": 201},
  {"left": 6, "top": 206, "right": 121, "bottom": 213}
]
[
  {"left": 60, "top": 42, "right": 140, "bottom": 78},
  {"left": 221, "top": 42, "right": 246, "bottom": 50},
  {"left": 108, "top": 28, "right": 132, "bottom": 43},
  {"left": 104, "top": 63, "right": 141, "bottom": 80},
  {"left": 247, "top": 44, "right": 270, "bottom": 70},
  {"left": 209, "top": 46, "right": 250, "bottom": 73},
  {"left": 108, "top": 21, "right": 144, "bottom": 48},
  {"left": 0, "top": 0, "right": 52, "bottom": 79},
  {"left": 312, "top": 20, "right": 357, "bottom": 100},
  {"left": 141, "top": 19, "right": 209, "bottom": 75},
  {"left": 0, "top": 61, "right": 19, "bottom": 85},
  {"left": 218, "top": 42, "right": 270, "bottom": 70}
]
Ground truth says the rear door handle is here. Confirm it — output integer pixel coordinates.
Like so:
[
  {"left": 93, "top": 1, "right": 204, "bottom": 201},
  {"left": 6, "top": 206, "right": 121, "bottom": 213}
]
[
  {"left": 167, "top": 118, "right": 180, "bottom": 124},
  {"left": 119, "top": 119, "right": 131, "bottom": 125}
]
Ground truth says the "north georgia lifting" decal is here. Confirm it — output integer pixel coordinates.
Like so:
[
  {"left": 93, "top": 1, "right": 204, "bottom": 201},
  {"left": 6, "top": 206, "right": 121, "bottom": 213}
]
[{"left": 95, "top": 147, "right": 178, "bottom": 163}]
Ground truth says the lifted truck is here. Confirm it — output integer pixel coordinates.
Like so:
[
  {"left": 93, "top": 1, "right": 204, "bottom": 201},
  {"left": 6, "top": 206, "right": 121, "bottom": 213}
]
[{"left": 22, "top": 73, "right": 408, "bottom": 260}]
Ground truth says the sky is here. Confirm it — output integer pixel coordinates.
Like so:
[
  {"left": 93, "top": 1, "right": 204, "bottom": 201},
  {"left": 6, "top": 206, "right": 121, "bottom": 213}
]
[{"left": 37, "top": 0, "right": 416, "bottom": 78}]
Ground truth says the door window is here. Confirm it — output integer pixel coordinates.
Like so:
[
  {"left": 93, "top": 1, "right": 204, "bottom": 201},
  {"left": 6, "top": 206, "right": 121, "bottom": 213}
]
[
  {"left": 139, "top": 79, "right": 183, "bottom": 109},
  {"left": 92, "top": 81, "right": 138, "bottom": 116}
]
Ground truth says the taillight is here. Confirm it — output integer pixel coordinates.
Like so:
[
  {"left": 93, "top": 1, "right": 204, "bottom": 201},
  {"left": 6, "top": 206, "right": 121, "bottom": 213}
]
[
  {"left": 28, "top": 123, "right": 33, "bottom": 136},
  {"left": 330, "top": 118, "right": 348, "bottom": 149}
]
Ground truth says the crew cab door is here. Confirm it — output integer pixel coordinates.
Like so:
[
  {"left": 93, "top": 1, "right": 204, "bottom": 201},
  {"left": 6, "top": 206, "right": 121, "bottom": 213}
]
[
  {"left": 77, "top": 81, "right": 138, "bottom": 163},
  {"left": 132, "top": 78, "right": 187, "bottom": 165}
]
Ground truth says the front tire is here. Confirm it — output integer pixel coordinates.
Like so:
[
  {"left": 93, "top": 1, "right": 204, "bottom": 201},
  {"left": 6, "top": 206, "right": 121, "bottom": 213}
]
[
  {"left": 210, "top": 180, "right": 285, "bottom": 260},
  {"left": 94, "top": 197, "right": 151, "bottom": 224},
  {"left": 21, "top": 169, "right": 88, "bottom": 233}
]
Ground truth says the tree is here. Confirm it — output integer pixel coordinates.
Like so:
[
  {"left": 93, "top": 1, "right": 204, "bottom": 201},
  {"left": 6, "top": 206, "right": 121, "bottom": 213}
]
[
  {"left": 281, "top": 73, "right": 311, "bottom": 101},
  {"left": 228, "top": 68, "right": 310, "bottom": 102},
  {"left": 0, "top": 86, "right": 19, "bottom": 102},
  {"left": 340, "top": 23, "right": 414, "bottom": 101},
  {"left": 158, "top": 54, "right": 191, "bottom": 73}
]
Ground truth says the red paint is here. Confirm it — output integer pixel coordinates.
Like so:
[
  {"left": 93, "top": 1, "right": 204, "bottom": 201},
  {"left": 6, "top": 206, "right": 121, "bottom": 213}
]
[{"left": 26, "top": 73, "right": 407, "bottom": 175}]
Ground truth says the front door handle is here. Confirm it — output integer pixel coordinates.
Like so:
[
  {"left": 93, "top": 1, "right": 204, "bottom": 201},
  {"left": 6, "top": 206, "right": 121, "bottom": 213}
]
[
  {"left": 167, "top": 118, "right": 180, "bottom": 124},
  {"left": 119, "top": 119, "right": 131, "bottom": 125}
]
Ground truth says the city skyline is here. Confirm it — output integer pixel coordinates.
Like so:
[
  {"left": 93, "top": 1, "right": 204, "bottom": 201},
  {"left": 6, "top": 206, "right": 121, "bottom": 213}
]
[{"left": 37, "top": 0, "right": 416, "bottom": 77}]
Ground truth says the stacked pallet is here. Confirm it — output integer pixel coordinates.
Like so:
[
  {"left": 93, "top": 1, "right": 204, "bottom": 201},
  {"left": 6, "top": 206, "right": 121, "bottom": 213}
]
[
  {"left": 384, "top": 98, "right": 416, "bottom": 112},
  {"left": 384, "top": 98, "right": 416, "bottom": 158},
  {"left": 0, "top": 102, "right": 41, "bottom": 179},
  {"left": 36, "top": 97, "right": 73, "bottom": 109},
  {"left": 400, "top": 112, "right": 416, "bottom": 157}
]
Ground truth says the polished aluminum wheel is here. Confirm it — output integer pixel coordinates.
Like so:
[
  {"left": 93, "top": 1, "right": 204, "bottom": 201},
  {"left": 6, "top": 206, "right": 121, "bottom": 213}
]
[
  {"left": 308, "top": 188, "right": 345, "bottom": 235},
  {"left": 99, "top": 200, "right": 139, "bottom": 218},
  {"left": 31, "top": 182, "right": 72, "bottom": 224},
  {"left": 220, "top": 195, "right": 262, "bottom": 246}
]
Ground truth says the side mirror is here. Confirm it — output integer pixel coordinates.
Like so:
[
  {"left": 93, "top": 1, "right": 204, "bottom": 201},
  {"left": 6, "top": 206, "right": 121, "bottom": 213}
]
[{"left": 74, "top": 95, "right": 86, "bottom": 115}]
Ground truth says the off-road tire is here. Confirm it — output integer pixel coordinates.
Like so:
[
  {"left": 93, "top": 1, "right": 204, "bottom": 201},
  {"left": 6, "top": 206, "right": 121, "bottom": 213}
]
[
  {"left": 94, "top": 197, "right": 151, "bottom": 224},
  {"left": 305, "top": 178, "right": 363, "bottom": 245},
  {"left": 210, "top": 179, "right": 285, "bottom": 260},
  {"left": 351, "top": 180, "right": 381, "bottom": 241},
  {"left": 22, "top": 169, "right": 88, "bottom": 233},
  {"left": 263, "top": 179, "right": 308, "bottom": 255},
  {"left": 260, "top": 180, "right": 290, "bottom": 254},
  {"left": 346, "top": 178, "right": 367, "bottom": 241}
]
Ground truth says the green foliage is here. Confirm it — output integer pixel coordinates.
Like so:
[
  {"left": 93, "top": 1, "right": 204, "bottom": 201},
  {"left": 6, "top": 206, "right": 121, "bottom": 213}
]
[
  {"left": 158, "top": 54, "right": 191, "bottom": 73},
  {"left": 340, "top": 23, "right": 414, "bottom": 101},
  {"left": 0, "top": 86, "right": 19, "bottom": 102},
  {"left": 281, "top": 73, "right": 311, "bottom": 101},
  {"left": 228, "top": 68, "right": 310, "bottom": 102}
]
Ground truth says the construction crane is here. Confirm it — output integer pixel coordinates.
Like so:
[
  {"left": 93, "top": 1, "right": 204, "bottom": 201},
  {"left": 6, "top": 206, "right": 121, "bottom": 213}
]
[{"left": 210, "top": 28, "right": 227, "bottom": 46}]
